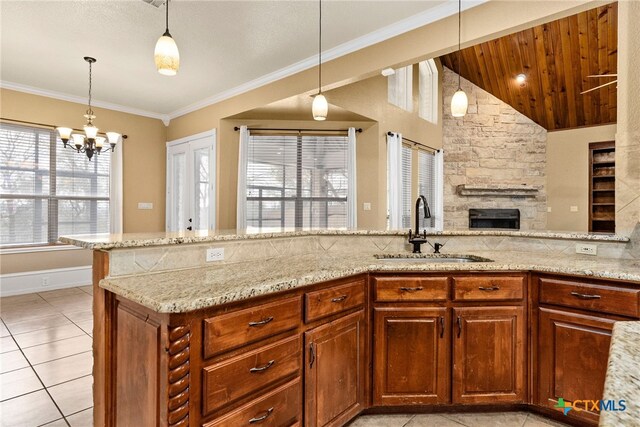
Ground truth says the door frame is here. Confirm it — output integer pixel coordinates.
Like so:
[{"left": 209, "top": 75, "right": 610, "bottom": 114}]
[{"left": 166, "top": 129, "right": 217, "bottom": 232}]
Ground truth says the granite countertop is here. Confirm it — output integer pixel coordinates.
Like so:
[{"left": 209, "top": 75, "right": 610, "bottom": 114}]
[
  {"left": 59, "top": 229, "right": 630, "bottom": 250},
  {"left": 601, "top": 321, "right": 640, "bottom": 427},
  {"left": 100, "top": 250, "right": 640, "bottom": 313}
]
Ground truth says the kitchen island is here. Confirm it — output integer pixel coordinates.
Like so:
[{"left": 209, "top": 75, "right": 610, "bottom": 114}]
[{"left": 61, "top": 229, "right": 640, "bottom": 427}]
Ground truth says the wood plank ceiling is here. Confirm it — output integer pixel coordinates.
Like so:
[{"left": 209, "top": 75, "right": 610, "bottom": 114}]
[{"left": 440, "top": 2, "right": 617, "bottom": 131}]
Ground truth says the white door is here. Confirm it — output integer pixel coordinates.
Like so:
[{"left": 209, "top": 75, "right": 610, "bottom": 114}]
[{"left": 166, "top": 131, "right": 216, "bottom": 232}]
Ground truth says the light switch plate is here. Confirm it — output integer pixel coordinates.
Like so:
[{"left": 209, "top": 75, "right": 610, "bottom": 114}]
[
  {"left": 570, "top": 206, "right": 578, "bottom": 212},
  {"left": 547, "top": 207, "right": 552, "bottom": 213},
  {"left": 576, "top": 244, "right": 597, "bottom": 256},
  {"left": 206, "top": 248, "right": 224, "bottom": 262},
  {"left": 363, "top": 202, "right": 372, "bottom": 211},
  {"left": 138, "top": 202, "right": 153, "bottom": 210}
]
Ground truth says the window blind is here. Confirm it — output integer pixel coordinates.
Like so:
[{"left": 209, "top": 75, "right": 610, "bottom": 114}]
[
  {"left": 246, "top": 133, "right": 349, "bottom": 231},
  {"left": 401, "top": 144, "right": 412, "bottom": 229},
  {"left": 418, "top": 149, "right": 436, "bottom": 229},
  {"left": 0, "top": 122, "right": 110, "bottom": 246}
]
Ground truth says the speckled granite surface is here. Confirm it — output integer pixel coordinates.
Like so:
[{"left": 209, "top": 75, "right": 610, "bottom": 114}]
[
  {"left": 59, "top": 229, "right": 629, "bottom": 250},
  {"left": 601, "top": 321, "right": 640, "bottom": 427},
  {"left": 99, "top": 250, "right": 640, "bottom": 313}
]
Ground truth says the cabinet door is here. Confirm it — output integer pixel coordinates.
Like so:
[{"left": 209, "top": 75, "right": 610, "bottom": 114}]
[
  {"left": 304, "top": 311, "right": 365, "bottom": 427},
  {"left": 537, "top": 308, "right": 614, "bottom": 424},
  {"left": 452, "top": 306, "right": 525, "bottom": 404},
  {"left": 373, "top": 307, "right": 449, "bottom": 405}
]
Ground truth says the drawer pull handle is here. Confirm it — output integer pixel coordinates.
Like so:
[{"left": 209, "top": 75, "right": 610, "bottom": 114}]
[
  {"left": 249, "top": 360, "right": 275, "bottom": 373},
  {"left": 478, "top": 286, "right": 500, "bottom": 291},
  {"left": 248, "top": 317, "right": 274, "bottom": 327},
  {"left": 571, "top": 291, "right": 601, "bottom": 300},
  {"left": 331, "top": 295, "right": 348, "bottom": 303},
  {"left": 399, "top": 286, "right": 424, "bottom": 292},
  {"left": 249, "top": 407, "right": 274, "bottom": 424}
]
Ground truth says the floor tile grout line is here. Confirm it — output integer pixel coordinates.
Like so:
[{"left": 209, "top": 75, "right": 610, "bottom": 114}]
[
  {"left": 0, "top": 385, "right": 46, "bottom": 403},
  {"left": 9, "top": 334, "right": 70, "bottom": 427},
  {"left": 12, "top": 330, "right": 88, "bottom": 350},
  {"left": 28, "top": 350, "right": 93, "bottom": 372}
]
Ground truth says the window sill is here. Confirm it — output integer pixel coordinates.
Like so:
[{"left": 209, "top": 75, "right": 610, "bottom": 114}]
[{"left": 0, "top": 244, "right": 84, "bottom": 255}]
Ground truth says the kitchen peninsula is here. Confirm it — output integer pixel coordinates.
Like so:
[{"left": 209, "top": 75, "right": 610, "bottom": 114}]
[{"left": 61, "top": 229, "right": 640, "bottom": 427}]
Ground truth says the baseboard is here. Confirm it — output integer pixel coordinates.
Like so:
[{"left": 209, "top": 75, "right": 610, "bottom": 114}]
[{"left": 0, "top": 266, "right": 92, "bottom": 297}]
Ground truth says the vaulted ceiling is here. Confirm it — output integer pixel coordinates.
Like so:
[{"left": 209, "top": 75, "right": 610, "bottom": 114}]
[{"left": 440, "top": 2, "right": 618, "bottom": 131}]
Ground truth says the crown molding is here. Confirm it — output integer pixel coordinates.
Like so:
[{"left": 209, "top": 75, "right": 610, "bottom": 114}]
[
  {"left": 0, "top": 81, "right": 171, "bottom": 125},
  {"left": 167, "top": 0, "right": 488, "bottom": 120}
]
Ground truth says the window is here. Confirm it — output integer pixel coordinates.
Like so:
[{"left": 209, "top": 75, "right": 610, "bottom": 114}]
[
  {"left": 0, "top": 123, "right": 110, "bottom": 246},
  {"left": 418, "top": 149, "right": 436, "bottom": 229},
  {"left": 418, "top": 59, "right": 439, "bottom": 124},
  {"left": 388, "top": 65, "right": 413, "bottom": 112},
  {"left": 245, "top": 133, "right": 350, "bottom": 231}
]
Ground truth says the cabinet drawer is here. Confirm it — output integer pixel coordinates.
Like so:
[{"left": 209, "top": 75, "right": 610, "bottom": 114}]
[
  {"left": 304, "top": 280, "right": 365, "bottom": 323},
  {"left": 453, "top": 276, "right": 524, "bottom": 301},
  {"left": 202, "top": 378, "right": 302, "bottom": 427},
  {"left": 202, "top": 335, "right": 301, "bottom": 416},
  {"left": 539, "top": 278, "right": 640, "bottom": 317},
  {"left": 204, "top": 297, "right": 301, "bottom": 358},
  {"left": 373, "top": 277, "right": 449, "bottom": 302}
]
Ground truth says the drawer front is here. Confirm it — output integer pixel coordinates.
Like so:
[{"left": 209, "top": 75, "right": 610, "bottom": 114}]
[
  {"left": 202, "top": 378, "right": 302, "bottom": 427},
  {"left": 304, "top": 280, "right": 365, "bottom": 323},
  {"left": 204, "top": 297, "right": 301, "bottom": 358},
  {"left": 453, "top": 276, "right": 524, "bottom": 301},
  {"left": 373, "top": 277, "right": 449, "bottom": 302},
  {"left": 202, "top": 336, "right": 301, "bottom": 415},
  {"left": 539, "top": 278, "right": 640, "bottom": 317}
]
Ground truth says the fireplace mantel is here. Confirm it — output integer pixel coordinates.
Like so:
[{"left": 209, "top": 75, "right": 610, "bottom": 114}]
[{"left": 457, "top": 184, "right": 540, "bottom": 198}]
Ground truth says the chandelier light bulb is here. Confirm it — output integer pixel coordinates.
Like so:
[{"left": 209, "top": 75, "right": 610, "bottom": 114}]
[
  {"left": 312, "top": 94, "right": 328, "bottom": 121},
  {"left": 106, "top": 132, "right": 121, "bottom": 147},
  {"left": 95, "top": 136, "right": 106, "bottom": 149},
  {"left": 56, "top": 127, "right": 73, "bottom": 144},
  {"left": 84, "top": 124, "right": 99, "bottom": 140},
  {"left": 450, "top": 89, "right": 469, "bottom": 117},
  {"left": 72, "top": 134, "right": 85, "bottom": 149}
]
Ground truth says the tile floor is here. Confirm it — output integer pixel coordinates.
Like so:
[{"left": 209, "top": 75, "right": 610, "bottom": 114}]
[
  {"left": 0, "top": 286, "right": 93, "bottom": 427},
  {"left": 0, "top": 286, "right": 568, "bottom": 427}
]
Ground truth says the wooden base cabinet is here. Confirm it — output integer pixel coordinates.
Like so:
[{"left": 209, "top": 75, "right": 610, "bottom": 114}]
[
  {"left": 373, "top": 308, "right": 449, "bottom": 405},
  {"left": 304, "top": 311, "right": 366, "bottom": 427},
  {"left": 537, "top": 307, "right": 615, "bottom": 424},
  {"left": 452, "top": 307, "right": 526, "bottom": 404}
]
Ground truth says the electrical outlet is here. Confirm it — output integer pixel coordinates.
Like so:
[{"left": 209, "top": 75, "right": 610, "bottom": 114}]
[
  {"left": 570, "top": 206, "right": 578, "bottom": 212},
  {"left": 547, "top": 206, "right": 552, "bottom": 213},
  {"left": 206, "top": 247, "right": 224, "bottom": 262},
  {"left": 138, "top": 202, "right": 153, "bottom": 210},
  {"left": 41, "top": 277, "right": 50, "bottom": 287},
  {"left": 576, "top": 243, "right": 597, "bottom": 256},
  {"left": 363, "top": 202, "right": 372, "bottom": 211}
]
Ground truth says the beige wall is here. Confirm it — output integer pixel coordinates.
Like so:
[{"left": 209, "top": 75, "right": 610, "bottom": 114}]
[
  {"left": 1, "top": 89, "right": 167, "bottom": 273},
  {"left": 546, "top": 124, "right": 617, "bottom": 232}
]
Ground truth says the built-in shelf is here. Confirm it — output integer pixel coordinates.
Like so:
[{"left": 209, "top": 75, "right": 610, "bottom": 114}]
[
  {"left": 456, "top": 184, "right": 540, "bottom": 198},
  {"left": 590, "top": 141, "right": 615, "bottom": 233}
]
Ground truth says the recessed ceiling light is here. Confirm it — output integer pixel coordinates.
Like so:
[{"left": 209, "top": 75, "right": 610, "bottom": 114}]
[
  {"left": 381, "top": 68, "right": 396, "bottom": 77},
  {"left": 516, "top": 73, "right": 526, "bottom": 84}
]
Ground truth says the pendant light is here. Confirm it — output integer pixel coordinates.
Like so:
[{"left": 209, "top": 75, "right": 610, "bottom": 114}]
[
  {"left": 450, "top": 0, "right": 468, "bottom": 117},
  {"left": 155, "top": 0, "right": 180, "bottom": 76},
  {"left": 312, "top": 0, "right": 328, "bottom": 121}
]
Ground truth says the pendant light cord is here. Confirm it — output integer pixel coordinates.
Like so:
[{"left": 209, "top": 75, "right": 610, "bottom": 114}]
[
  {"left": 165, "top": 0, "right": 170, "bottom": 36},
  {"left": 87, "top": 61, "right": 93, "bottom": 117},
  {"left": 457, "top": 0, "right": 461, "bottom": 90},
  {"left": 318, "top": 0, "right": 322, "bottom": 95}
]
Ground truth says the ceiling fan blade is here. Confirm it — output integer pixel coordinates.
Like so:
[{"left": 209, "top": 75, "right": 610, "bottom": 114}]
[
  {"left": 581, "top": 80, "right": 618, "bottom": 94},
  {"left": 587, "top": 74, "right": 618, "bottom": 78}
]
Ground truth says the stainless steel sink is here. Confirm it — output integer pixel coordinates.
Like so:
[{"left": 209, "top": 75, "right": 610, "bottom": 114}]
[{"left": 374, "top": 254, "right": 493, "bottom": 263}]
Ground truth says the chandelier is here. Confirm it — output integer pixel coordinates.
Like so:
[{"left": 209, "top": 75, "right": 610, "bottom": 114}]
[{"left": 56, "top": 57, "right": 121, "bottom": 161}]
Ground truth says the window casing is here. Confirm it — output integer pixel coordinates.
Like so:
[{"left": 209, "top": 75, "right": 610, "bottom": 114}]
[
  {"left": 246, "top": 134, "right": 349, "bottom": 231},
  {"left": 0, "top": 123, "right": 110, "bottom": 247}
]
